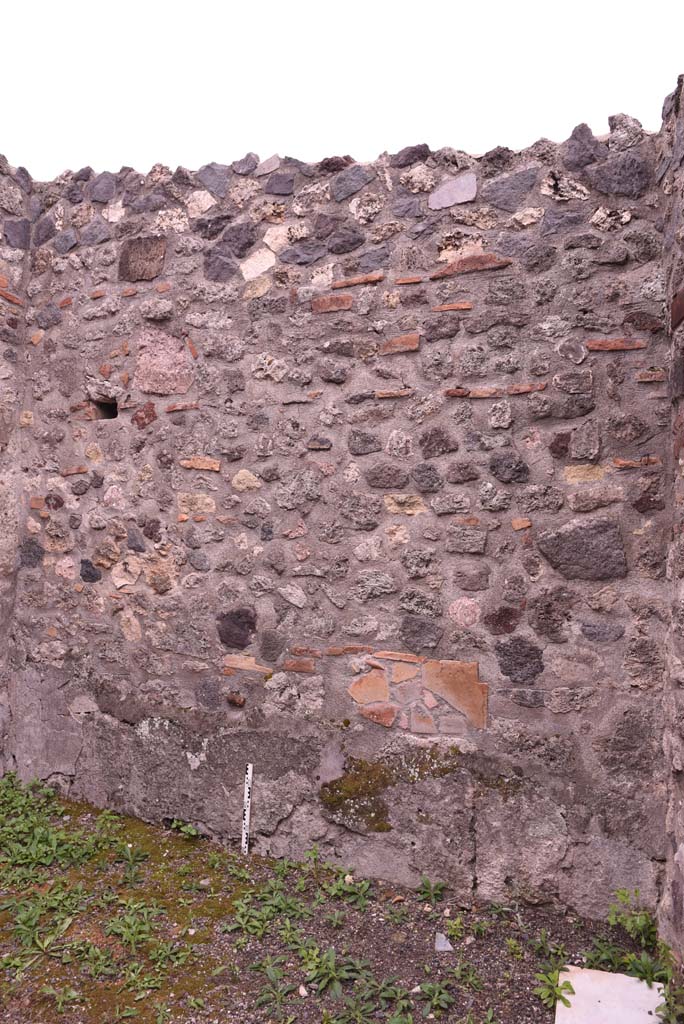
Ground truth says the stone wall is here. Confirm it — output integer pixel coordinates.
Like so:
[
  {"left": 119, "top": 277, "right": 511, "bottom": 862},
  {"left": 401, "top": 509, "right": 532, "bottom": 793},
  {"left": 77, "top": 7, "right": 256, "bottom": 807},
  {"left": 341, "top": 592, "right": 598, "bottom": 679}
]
[{"left": 0, "top": 96, "right": 680, "bottom": 928}]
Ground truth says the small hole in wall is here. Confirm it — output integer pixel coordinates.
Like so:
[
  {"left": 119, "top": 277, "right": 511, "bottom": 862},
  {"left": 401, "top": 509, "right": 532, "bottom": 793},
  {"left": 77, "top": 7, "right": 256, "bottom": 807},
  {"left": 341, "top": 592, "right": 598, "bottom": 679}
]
[{"left": 92, "top": 398, "right": 118, "bottom": 419}]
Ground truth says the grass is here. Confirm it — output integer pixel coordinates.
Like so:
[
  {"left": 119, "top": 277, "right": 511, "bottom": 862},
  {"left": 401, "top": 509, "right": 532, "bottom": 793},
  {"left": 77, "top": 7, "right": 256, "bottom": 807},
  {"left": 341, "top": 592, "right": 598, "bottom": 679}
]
[{"left": 0, "top": 773, "right": 682, "bottom": 1023}]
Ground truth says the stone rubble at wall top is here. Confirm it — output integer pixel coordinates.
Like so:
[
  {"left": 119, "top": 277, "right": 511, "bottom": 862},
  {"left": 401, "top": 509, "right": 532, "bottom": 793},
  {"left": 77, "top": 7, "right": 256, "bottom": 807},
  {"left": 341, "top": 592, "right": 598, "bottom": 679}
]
[{"left": 0, "top": 96, "right": 682, "bottom": 925}]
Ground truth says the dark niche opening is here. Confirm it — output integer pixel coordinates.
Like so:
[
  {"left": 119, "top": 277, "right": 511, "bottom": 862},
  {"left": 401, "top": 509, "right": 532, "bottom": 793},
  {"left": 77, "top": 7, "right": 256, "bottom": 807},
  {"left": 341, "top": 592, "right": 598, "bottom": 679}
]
[{"left": 92, "top": 397, "right": 118, "bottom": 420}]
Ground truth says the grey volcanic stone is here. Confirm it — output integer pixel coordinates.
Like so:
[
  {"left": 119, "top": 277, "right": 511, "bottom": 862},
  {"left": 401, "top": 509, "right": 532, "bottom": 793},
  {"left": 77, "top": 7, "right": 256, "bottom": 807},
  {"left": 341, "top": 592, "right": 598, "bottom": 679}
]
[
  {"left": 365, "top": 463, "right": 410, "bottom": 489},
  {"left": 331, "top": 164, "right": 375, "bottom": 202},
  {"left": 203, "top": 240, "right": 238, "bottom": 281},
  {"left": 348, "top": 430, "right": 382, "bottom": 456},
  {"left": 90, "top": 171, "right": 117, "bottom": 203},
  {"left": 327, "top": 224, "right": 365, "bottom": 253},
  {"left": 401, "top": 613, "right": 443, "bottom": 651},
  {"left": 489, "top": 452, "right": 529, "bottom": 483},
  {"left": 585, "top": 145, "right": 653, "bottom": 198},
  {"left": 232, "top": 153, "right": 259, "bottom": 175},
  {"left": 496, "top": 636, "right": 544, "bottom": 684},
  {"left": 537, "top": 518, "right": 628, "bottom": 580},
  {"left": 3, "top": 218, "right": 30, "bottom": 249},
  {"left": 390, "top": 144, "right": 431, "bottom": 168},
  {"left": 20, "top": 539, "right": 44, "bottom": 568},
  {"left": 481, "top": 166, "right": 539, "bottom": 212},
  {"left": 280, "top": 240, "right": 327, "bottom": 265},
  {"left": 222, "top": 221, "right": 258, "bottom": 257},
  {"left": 197, "top": 162, "right": 231, "bottom": 197},
  {"left": 562, "top": 123, "right": 608, "bottom": 170},
  {"left": 217, "top": 607, "right": 257, "bottom": 649}
]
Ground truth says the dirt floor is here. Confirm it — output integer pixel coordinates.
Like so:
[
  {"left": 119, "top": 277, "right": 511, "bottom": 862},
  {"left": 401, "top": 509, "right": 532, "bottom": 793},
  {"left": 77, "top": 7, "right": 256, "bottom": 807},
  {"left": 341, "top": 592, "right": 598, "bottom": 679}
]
[{"left": 0, "top": 773, "right": 676, "bottom": 1023}]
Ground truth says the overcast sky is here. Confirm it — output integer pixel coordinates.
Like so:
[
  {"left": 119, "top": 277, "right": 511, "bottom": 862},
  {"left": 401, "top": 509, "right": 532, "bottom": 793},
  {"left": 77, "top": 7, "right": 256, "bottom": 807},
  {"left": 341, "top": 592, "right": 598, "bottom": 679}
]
[{"left": 4, "top": 2, "right": 684, "bottom": 180}]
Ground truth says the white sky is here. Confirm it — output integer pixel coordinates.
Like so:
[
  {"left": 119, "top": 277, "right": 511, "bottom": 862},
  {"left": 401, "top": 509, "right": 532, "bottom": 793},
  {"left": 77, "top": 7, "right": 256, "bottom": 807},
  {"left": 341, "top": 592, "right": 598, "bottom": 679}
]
[{"left": 4, "top": 1, "right": 684, "bottom": 180}]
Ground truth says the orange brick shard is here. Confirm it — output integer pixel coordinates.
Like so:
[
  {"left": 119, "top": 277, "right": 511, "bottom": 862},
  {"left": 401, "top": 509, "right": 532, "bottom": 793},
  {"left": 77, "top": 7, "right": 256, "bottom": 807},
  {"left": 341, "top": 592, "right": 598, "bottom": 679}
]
[
  {"left": 0, "top": 288, "right": 24, "bottom": 307},
  {"left": 431, "top": 302, "right": 473, "bottom": 312},
  {"left": 422, "top": 659, "right": 488, "bottom": 729},
  {"left": 359, "top": 703, "right": 397, "bottom": 727},
  {"left": 348, "top": 669, "right": 390, "bottom": 705},
  {"left": 179, "top": 456, "right": 221, "bottom": 472},
  {"left": 613, "top": 455, "right": 662, "bottom": 469},
  {"left": 511, "top": 517, "right": 532, "bottom": 531},
  {"left": 379, "top": 333, "right": 421, "bottom": 355},
  {"left": 375, "top": 388, "right": 414, "bottom": 399},
  {"left": 635, "top": 368, "right": 666, "bottom": 382},
  {"left": 311, "top": 293, "right": 353, "bottom": 313},
  {"left": 395, "top": 275, "right": 423, "bottom": 285},
  {"left": 222, "top": 654, "right": 270, "bottom": 673},
  {"left": 283, "top": 657, "right": 318, "bottom": 673},
  {"left": 429, "top": 253, "right": 512, "bottom": 280},
  {"left": 332, "top": 272, "right": 384, "bottom": 289},
  {"left": 585, "top": 338, "right": 648, "bottom": 351}
]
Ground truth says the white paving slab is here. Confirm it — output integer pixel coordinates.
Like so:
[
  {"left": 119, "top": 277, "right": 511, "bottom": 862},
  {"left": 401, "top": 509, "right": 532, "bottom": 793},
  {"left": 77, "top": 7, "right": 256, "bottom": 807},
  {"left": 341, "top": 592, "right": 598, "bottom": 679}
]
[{"left": 555, "top": 965, "right": 663, "bottom": 1024}]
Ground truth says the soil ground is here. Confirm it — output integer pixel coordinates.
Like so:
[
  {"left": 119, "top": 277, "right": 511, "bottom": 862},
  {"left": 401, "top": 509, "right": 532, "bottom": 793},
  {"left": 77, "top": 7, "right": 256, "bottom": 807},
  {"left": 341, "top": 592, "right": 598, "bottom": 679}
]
[{"left": 0, "top": 774, "right": 670, "bottom": 1023}]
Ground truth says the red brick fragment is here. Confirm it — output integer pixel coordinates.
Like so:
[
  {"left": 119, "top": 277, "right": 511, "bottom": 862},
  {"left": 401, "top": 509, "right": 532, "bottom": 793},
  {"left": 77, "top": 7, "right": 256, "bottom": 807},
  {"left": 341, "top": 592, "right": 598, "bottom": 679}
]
[
  {"left": 671, "top": 287, "right": 684, "bottom": 331},
  {"left": 511, "top": 517, "right": 532, "bottom": 531},
  {"left": 121, "top": 287, "right": 138, "bottom": 298},
  {"left": 379, "top": 333, "right": 420, "bottom": 355},
  {"left": 99, "top": 364, "right": 112, "bottom": 379},
  {"left": 0, "top": 275, "right": 7, "bottom": 289},
  {"left": 359, "top": 703, "right": 398, "bottom": 728},
  {"left": 375, "top": 388, "right": 413, "bottom": 399},
  {"left": 395, "top": 275, "right": 423, "bottom": 285},
  {"left": 290, "top": 645, "right": 323, "bottom": 657},
  {"left": 90, "top": 289, "right": 106, "bottom": 300},
  {"left": 635, "top": 368, "right": 666, "bottom": 382},
  {"left": 0, "top": 288, "right": 24, "bottom": 307},
  {"left": 29, "top": 496, "right": 45, "bottom": 510},
  {"left": 311, "top": 293, "right": 353, "bottom": 313},
  {"left": 585, "top": 338, "right": 647, "bottom": 351},
  {"left": 429, "top": 253, "right": 512, "bottom": 280},
  {"left": 156, "top": 282, "right": 172, "bottom": 293},
  {"left": 431, "top": 302, "right": 473, "bottom": 312},
  {"left": 187, "top": 338, "right": 199, "bottom": 360},
  {"left": 325, "top": 644, "right": 374, "bottom": 656},
  {"left": 332, "top": 272, "right": 384, "bottom": 289},
  {"left": 613, "top": 455, "right": 662, "bottom": 469},
  {"left": 58, "top": 296, "right": 73, "bottom": 309},
  {"left": 165, "top": 401, "right": 199, "bottom": 413},
  {"left": 60, "top": 465, "right": 88, "bottom": 477},
  {"left": 283, "top": 657, "right": 318, "bottom": 673},
  {"left": 131, "top": 402, "right": 158, "bottom": 429}
]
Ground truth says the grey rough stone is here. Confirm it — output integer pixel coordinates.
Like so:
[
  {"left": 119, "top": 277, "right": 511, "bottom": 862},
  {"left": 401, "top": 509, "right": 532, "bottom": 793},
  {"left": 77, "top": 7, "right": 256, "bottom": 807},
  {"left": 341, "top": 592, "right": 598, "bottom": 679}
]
[
  {"left": 585, "top": 145, "right": 653, "bottom": 198},
  {"left": 20, "top": 539, "right": 44, "bottom": 568},
  {"left": 419, "top": 427, "right": 458, "bottom": 459},
  {"left": 411, "top": 463, "right": 443, "bottom": 493},
  {"left": 327, "top": 224, "right": 365, "bottom": 254},
  {"left": 496, "top": 636, "right": 544, "bottom": 684},
  {"left": 401, "top": 613, "right": 443, "bottom": 651},
  {"left": 331, "top": 164, "right": 375, "bottom": 202},
  {"left": 280, "top": 240, "right": 327, "bottom": 265},
  {"left": 217, "top": 607, "right": 257, "bottom": 649},
  {"left": 348, "top": 430, "right": 382, "bottom": 456},
  {"left": 53, "top": 228, "right": 78, "bottom": 254},
  {"left": 537, "top": 518, "right": 628, "bottom": 580},
  {"left": 89, "top": 171, "right": 117, "bottom": 203},
  {"left": 232, "top": 152, "right": 259, "bottom": 175},
  {"left": 266, "top": 172, "right": 295, "bottom": 196},
  {"left": 222, "top": 221, "right": 258, "bottom": 257},
  {"left": 33, "top": 215, "right": 56, "bottom": 247},
  {"left": 81, "top": 217, "right": 111, "bottom": 247},
  {"left": 3, "top": 218, "right": 30, "bottom": 249},
  {"left": 562, "top": 123, "right": 608, "bottom": 171},
  {"left": 203, "top": 240, "right": 238, "bottom": 282},
  {"left": 353, "top": 570, "right": 397, "bottom": 601},
  {"left": 481, "top": 166, "right": 540, "bottom": 212},
  {"left": 364, "top": 463, "right": 410, "bottom": 489},
  {"left": 489, "top": 451, "right": 529, "bottom": 483},
  {"left": 446, "top": 525, "right": 487, "bottom": 554},
  {"left": 390, "top": 144, "right": 431, "bottom": 168},
  {"left": 197, "top": 162, "right": 231, "bottom": 197}
]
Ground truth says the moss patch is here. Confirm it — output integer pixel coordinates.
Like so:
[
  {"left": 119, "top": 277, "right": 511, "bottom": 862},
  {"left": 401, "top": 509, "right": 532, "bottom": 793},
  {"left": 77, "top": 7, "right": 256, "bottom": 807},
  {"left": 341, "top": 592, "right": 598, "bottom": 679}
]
[{"left": 319, "top": 745, "right": 461, "bottom": 833}]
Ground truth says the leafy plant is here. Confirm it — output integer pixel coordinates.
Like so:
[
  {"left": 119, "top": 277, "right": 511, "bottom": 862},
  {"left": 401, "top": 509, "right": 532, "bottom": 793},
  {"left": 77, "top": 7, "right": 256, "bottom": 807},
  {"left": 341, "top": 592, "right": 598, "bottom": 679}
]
[
  {"left": 40, "top": 984, "right": 80, "bottom": 1013},
  {"left": 608, "top": 889, "right": 658, "bottom": 950},
  {"left": 533, "top": 967, "right": 575, "bottom": 1009},
  {"left": 170, "top": 819, "right": 200, "bottom": 840},
  {"left": 505, "top": 937, "right": 524, "bottom": 960},
  {"left": 445, "top": 914, "right": 466, "bottom": 941},
  {"left": 307, "top": 948, "right": 369, "bottom": 998},
  {"left": 418, "top": 981, "right": 454, "bottom": 1017},
  {"left": 449, "top": 961, "right": 483, "bottom": 991},
  {"left": 417, "top": 876, "right": 446, "bottom": 906}
]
